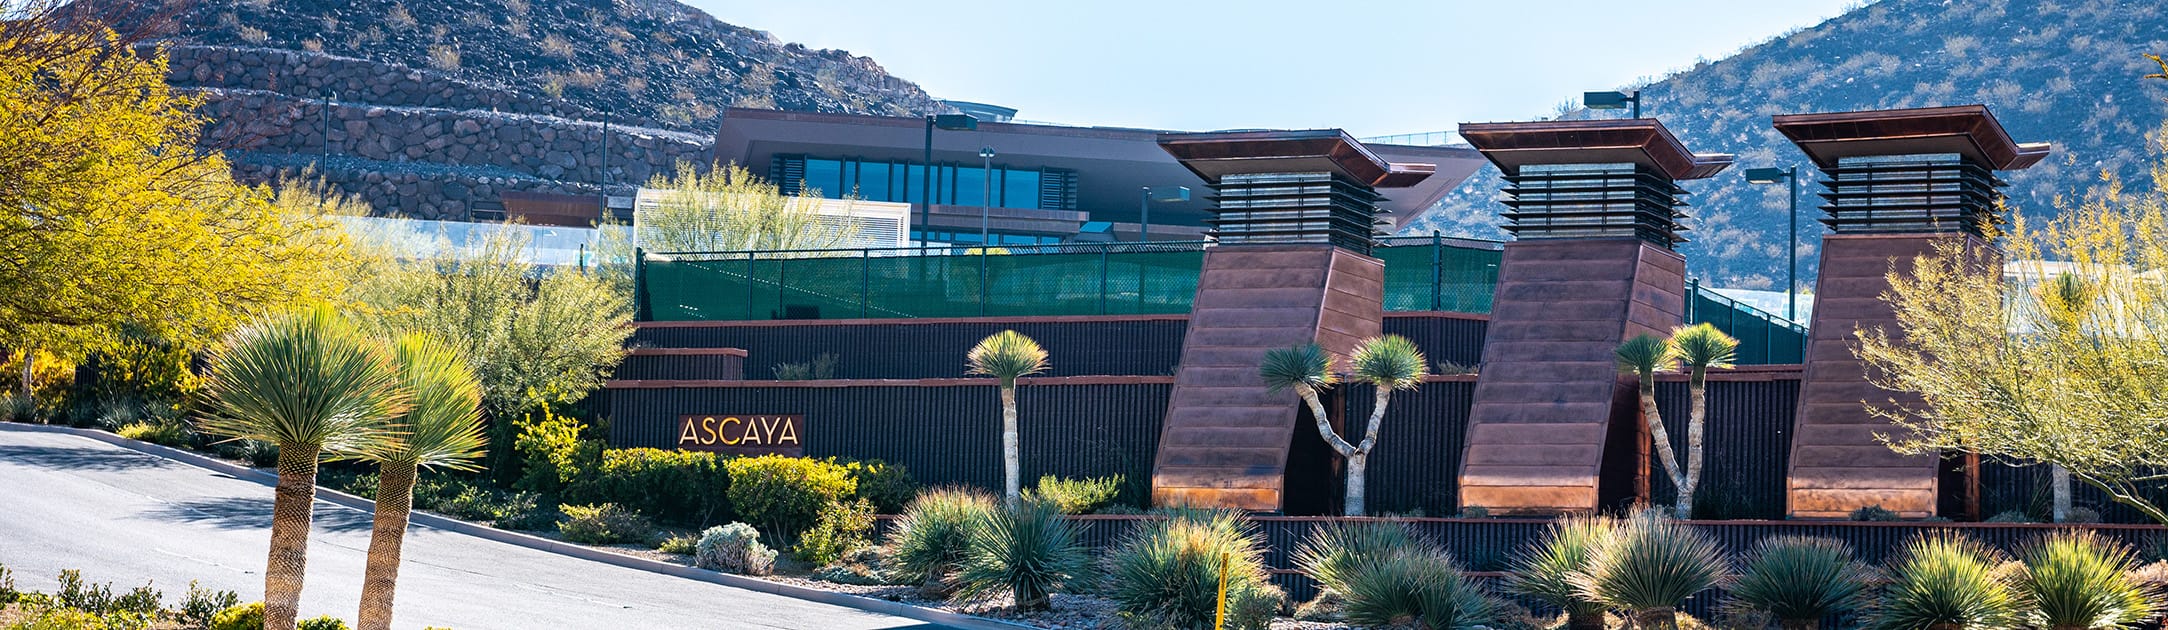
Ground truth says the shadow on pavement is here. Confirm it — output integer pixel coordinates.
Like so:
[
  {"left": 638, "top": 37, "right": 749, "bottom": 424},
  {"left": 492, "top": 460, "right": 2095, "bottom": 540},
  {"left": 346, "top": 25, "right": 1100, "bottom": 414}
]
[
  {"left": 144, "top": 496, "right": 375, "bottom": 533},
  {"left": 0, "top": 443, "right": 174, "bottom": 472}
]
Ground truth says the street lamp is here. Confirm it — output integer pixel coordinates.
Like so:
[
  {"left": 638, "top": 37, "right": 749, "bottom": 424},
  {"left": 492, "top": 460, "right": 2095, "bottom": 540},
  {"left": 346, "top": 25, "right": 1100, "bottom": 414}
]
[
  {"left": 921, "top": 113, "right": 978, "bottom": 247},
  {"left": 979, "top": 147, "right": 996, "bottom": 246},
  {"left": 1745, "top": 165, "right": 1801, "bottom": 321},
  {"left": 1138, "top": 186, "right": 1191, "bottom": 242},
  {"left": 1583, "top": 89, "right": 1642, "bottom": 119}
]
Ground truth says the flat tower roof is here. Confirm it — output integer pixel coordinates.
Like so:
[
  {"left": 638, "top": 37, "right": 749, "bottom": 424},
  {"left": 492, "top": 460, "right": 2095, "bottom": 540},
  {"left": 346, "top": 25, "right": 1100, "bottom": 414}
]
[
  {"left": 1457, "top": 118, "right": 1734, "bottom": 180},
  {"left": 1771, "top": 104, "right": 2051, "bottom": 170}
]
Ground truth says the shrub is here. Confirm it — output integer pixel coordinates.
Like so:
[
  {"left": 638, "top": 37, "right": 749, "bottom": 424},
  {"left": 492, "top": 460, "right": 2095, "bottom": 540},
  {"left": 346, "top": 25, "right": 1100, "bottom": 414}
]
[
  {"left": 513, "top": 409, "right": 599, "bottom": 494},
  {"left": 1850, "top": 505, "right": 1902, "bottom": 522},
  {"left": 2, "top": 394, "right": 40, "bottom": 423},
  {"left": 953, "top": 498, "right": 1087, "bottom": 612},
  {"left": 115, "top": 419, "right": 192, "bottom": 448},
  {"left": 1503, "top": 514, "right": 1615, "bottom": 630},
  {"left": 886, "top": 487, "right": 995, "bottom": 597},
  {"left": 557, "top": 503, "right": 656, "bottom": 544},
  {"left": 10, "top": 608, "right": 113, "bottom": 630},
  {"left": 213, "top": 439, "right": 279, "bottom": 468},
  {"left": 1030, "top": 475, "right": 1123, "bottom": 514},
  {"left": 1105, "top": 510, "right": 1284, "bottom": 630},
  {"left": 179, "top": 581, "right": 240, "bottom": 628},
  {"left": 694, "top": 522, "right": 777, "bottom": 576},
  {"left": 795, "top": 498, "right": 876, "bottom": 565},
  {"left": 2065, "top": 506, "right": 2101, "bottom": 524},
  {"left": 297, "top": 616, "right": 350, "bottom": 630},
  {"left": 1983, "top": 510, "right": 2035, "bottom": 523},
  {"left": 0, "top": 564, "right": 15, "bottom": 604},
  {"left": 724, "top": 455, "right": 856, "bottom": 545},
  {"left": 773, "top": 353, "right": 838, "bottom": 380},
  {"left": 1293, "top": 520, "right": 1423, "bottom": 597},
  {"left": 570, "top": 448, "right": 731, "bottom": 526},
  {"left": 210, "top": 602, "right": 265, "bottom": 630},
  {"left": 2013, "top": 530, "right": 2160, "bottom": 629},
  {"left": 812, "top": 547, "right": 895, "bottom": 586},
  {"left": 834, "top": 458, "right": 916, "bottom": 514},
  {"left": 1339, "top": 544, "right": 1494, "bottom": 630},
  {"left": 1724, "top": 536, "right": 1873, "bottom": 629},
  {"left": 1570, "top": 509, "right": 1727, "bottom": 629},
  {"left": 1867, "top": 533, "right": 2018, "bottom": 630},
  {"left": 656, "top": 534, "right": 699, "bottom": 555}
]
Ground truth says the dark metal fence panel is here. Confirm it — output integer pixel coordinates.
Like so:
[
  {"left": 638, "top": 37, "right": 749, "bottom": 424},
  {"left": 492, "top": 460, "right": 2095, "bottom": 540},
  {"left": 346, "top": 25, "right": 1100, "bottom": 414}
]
[
  {"left": 1343, "top": 380, "right": 1478, "bottom": 517},
  {"left": 1380, "top": 316, "right": 1488, "bottom": 369},
  {"left": 1651, "top": 379, "right": 1802, "bottom": 520},
  {"left": 1686, "top": 279, "right": 1808, "bottom": 365},
  {"left": 614, "top": 353, "right": 745, "bottom": 380},
  {"left": 606, "top": 382, "right": 1169, "bottom": 491},
  {"left": 630, "top": 318, "right": 1189, "bottom": 380}
]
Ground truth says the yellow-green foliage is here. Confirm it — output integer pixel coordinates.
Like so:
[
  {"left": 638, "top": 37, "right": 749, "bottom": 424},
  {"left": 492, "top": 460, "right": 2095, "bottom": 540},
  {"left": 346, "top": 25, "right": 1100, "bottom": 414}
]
[
  {"left": 724, "top": 455, "right": 856, "bottom": 545},
  {"left": 115, "top": 420, "right": 191, "bottom": 448},
  {"left": 1030, "top": 475, "right": 1124, "bottom": 514},
  {"left": 209, "top": 602, "right": 265, "bottom": 630}
]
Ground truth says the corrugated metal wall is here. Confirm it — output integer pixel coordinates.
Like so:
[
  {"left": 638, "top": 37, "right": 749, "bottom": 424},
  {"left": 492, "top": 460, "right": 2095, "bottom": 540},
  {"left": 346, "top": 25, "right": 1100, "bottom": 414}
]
[
  {"left": 630, "top": 319, "right": 1188, "bottom": 379},
  {"left": 615, "top": 354, "right": 744, "bottom": 380},
  {"left": 1380, "top": 315, "right": 1488, "bottom": 369},
  {"left": 607, "top": 382, "right": 1169, "bottom": 496},
  {"left": 1339, "top": 380, "right": 1477, "bottom": 516},
  {"left": 1650, "top": 379, "right": 1802, "bottom": 520}
]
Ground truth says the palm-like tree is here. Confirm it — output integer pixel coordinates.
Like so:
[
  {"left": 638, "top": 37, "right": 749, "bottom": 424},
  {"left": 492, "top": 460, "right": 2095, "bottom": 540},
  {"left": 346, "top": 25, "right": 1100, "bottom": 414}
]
[
  {"left": 1616, "top": 334, "right": 1690, "bottom": 517},
  {"left": 197, "top": 306, "right": 408, "bottom": 630},
  {"left": 967, "top": 330, "right": 1048, "bottom": 505},
  {"left": 1668, "top": 323, "right": 1736, "bottom": 519},
  {"left": 355, "top": 333, "right": 486, "bottom": 630},
  {"left": 1343, "top": 336, "right": 1428, "bottom": 515}
]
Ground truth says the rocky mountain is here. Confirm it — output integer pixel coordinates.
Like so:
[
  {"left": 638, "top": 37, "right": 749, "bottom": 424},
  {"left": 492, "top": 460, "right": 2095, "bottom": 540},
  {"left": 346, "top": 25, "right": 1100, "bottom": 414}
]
[{"left": 1405, "top": 0, "right": 2168, "bottom": 291}]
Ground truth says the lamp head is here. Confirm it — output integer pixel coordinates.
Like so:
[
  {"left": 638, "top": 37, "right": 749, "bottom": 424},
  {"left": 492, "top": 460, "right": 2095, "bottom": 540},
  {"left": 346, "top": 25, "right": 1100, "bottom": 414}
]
[
  {"left": 979, "top": 147, "right": 996, "bottom": 158},
  {"left": 933, "top": 113, "right": 979, "bottom": 130},
  {"left": 1583, "top": 90, "right": 1636, "bottom": 110},
  {"left": 1744, "top": 167, "right": 1791, "bottom": 184}
]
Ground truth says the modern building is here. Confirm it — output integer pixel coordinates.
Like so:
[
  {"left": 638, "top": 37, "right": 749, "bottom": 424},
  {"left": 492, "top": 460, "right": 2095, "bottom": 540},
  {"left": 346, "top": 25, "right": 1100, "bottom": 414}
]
[{"left": 710, "top": 107, "right": 1488, "bottom": 247}]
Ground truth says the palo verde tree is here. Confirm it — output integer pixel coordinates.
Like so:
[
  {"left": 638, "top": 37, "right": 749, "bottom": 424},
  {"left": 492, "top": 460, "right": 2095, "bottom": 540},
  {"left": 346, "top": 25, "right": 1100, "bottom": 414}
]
[
  {"left": 1261, "top": 336, "right": 1428, "bottom": 516},
  {"left": 634, "top": 161, "right": 854, "bottom": 255},
  {"left": 966, "top": 330, "right": 1048, "bottom": 505},
  {"left": 197, "top": 306, "right": 409, "bottom": 630},
  {"left": 355, "top": 333, "right": 486, "bottom": 630}
]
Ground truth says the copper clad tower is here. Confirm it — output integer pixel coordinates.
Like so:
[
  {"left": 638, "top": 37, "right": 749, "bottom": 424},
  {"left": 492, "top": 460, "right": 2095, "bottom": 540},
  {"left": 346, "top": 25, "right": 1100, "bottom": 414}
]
[
  {"left": 1775, "top": 105, "right": 2049, "bottom": 519},
  {"left": 1455, "top": 119, "right": 1732, "bottom": 514},
  {"left": 1150, "top": 130, "right": 1432, "bottom": 511}
]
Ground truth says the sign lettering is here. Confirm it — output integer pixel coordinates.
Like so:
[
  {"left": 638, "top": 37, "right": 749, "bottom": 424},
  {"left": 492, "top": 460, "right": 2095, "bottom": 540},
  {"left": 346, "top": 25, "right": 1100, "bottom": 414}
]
[{"left": 676, "top": 415, "right": 804, "bottom": 456}]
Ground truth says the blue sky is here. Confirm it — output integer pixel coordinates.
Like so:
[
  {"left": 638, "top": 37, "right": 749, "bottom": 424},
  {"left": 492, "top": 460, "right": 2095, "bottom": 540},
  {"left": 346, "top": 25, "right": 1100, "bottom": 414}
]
[{"left": 689, "top": 0, "right": 1864, "bottom": 137}]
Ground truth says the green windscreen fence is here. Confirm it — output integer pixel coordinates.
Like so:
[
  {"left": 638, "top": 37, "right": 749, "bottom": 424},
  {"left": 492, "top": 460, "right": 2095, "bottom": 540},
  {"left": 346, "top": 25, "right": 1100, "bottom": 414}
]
[
  {"left": 1375, "top": 236, "right": 1503, "bottom": 313},
  {"left": 1686, "top": 280, "right": 1808, "bottom": 364}
]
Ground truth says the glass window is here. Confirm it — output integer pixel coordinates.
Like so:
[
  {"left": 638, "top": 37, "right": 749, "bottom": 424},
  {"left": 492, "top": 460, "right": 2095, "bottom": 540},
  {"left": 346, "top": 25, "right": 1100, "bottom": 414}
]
[
  {"left": 858, "top": 161, "right": 891, "bottom": 202},
  {"left": 955, "top": 165, "right": 987, "bottom": 207},
  {"left": 802, "top": 159, "right": 843, "bottom": 198},
  {"left": 903, "top": 164, "right": 925, "bottom": 204},
  {"left": 1004, "top": 169, "right": 1041, "bottom": 209}
]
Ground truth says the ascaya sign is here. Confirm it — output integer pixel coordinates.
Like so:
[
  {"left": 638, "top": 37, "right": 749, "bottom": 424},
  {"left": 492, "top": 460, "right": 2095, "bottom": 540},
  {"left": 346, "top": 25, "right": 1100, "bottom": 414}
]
[{"left": 676, "top": 414, "right": 804, "bottom": 456}]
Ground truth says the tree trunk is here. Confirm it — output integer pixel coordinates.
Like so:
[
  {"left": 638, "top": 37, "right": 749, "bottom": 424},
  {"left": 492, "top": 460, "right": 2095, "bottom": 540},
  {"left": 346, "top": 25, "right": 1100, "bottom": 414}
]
[
  {"left": 357, "top": 461, "right": 418, "bottom": 630},
  {"left": 1564, "top": 610, "right": 1606, "bottom": 630},
  {"left": 1631, "top": 606, "right": 1677, "bottom": 630},
  {"left": 1001, "top": 385, "right": 1020, "bottom": 506},
  {"left": 265, "top": 443, "right": 322, "bottom": 630},
  {"left": 2051, "top": 464, "right": 2072, "bottom": 522},
  {"left": 1344, "top": 450, "right": 1367, "bottom": 517},
  {"left": 16, "top": 349, "right": 32, "bottom": 399},
  {"left": 1680, "top": 374, "right": 1707, "bottom": 519},
  {"left": 1296, "top": 384, "right": 1361, "bottom": 514},
  {"left": 1638, "top": 383, "right": 1687, "bottom": 514}
]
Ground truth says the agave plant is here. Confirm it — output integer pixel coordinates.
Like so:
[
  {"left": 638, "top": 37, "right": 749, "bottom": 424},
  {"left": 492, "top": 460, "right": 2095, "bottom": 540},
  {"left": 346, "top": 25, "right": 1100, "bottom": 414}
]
[
  {"left": 953, "top": 497, "right": 1086, "bottom": 611},
  {"left": 966, "top": 330, "right": 1049, "bottom": 505},
  {"left": 1570, "top": 509, "right": 1727, "bottom": 630},
  {"left": 198, "top": 306, "right": 409, "bottom": 630},
  {"left": 1292, "top": 520, "right": 1423, "bottom": 596},
  {"left": 1616, "top": 334, "right": 1694, "bottom": 519},
  {"left": 1725, "top": 536, "right": 1874, "bottom": 630},
  {"left": 1867, "top": 533, "right": 2018, "bottom": 630},
  {"left": 2014, "top": 530, "right": 2160, "bottom": 630},
  {"left": 1667, "top": 323, "right": 1735, "bottom": 519},
  {"left": 1338, "top": 538, "right": 1494, "bottom": 629},
  {"left": 1104, "top": 509, "right": 1283, "bottom": 630},
  {"left": 885, "top": 487, "right": 996, "bottom": 598},
  {"left": 354, "top": 334, "right": 486, "bottom": 630},
  {"left": 1502, "top": 514, "right": 1616, "bottom": 630}
]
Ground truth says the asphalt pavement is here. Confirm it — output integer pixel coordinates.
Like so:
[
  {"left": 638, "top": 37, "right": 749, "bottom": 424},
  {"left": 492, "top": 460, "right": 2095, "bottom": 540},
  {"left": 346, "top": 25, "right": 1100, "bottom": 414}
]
[{"left": 0, "top": 428, "right": 950, "bottom": 630}]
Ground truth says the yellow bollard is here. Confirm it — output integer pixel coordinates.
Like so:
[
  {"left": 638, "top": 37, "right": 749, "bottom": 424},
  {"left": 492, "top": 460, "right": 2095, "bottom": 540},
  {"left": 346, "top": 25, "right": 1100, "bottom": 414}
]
[{"left": 1214, "top": 551, "right": 1230, "bottom": 630}]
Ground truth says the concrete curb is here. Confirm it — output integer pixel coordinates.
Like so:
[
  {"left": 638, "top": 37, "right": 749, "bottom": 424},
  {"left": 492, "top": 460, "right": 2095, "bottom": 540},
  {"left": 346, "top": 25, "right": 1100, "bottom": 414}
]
[{"left": 1, "top": 422, "right": 1033, "bottom": 630}]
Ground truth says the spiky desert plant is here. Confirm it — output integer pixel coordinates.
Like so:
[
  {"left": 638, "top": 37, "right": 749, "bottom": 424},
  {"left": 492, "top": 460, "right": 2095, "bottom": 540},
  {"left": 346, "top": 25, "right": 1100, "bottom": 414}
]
[
  {"left": 1667, "top": 323, "right": 1735, "bottom": 519},
  {"left": 1503, "top": 514, "right": 1616, "bottom": 630},
  {"left": 1867, "top": 533, "right": 2018, "bottom": 630},
  {"left": 1725, "top": 536, "right": 1874, "bottom": 629},
  {"left": 885, "top": 487, "right": 996, "bottom": 598},
  {"left": 1616, "top": 334, "right": 1692, "bottom": 519},
  {"left": 1338, "top": 540, "right": 1495, "bottom": 629},
  {"left": 198, "top": 306, "right": 409, "bottom": 630},
  {"left": 1262, "top": 342, "right": 1386, "bottom": 515},
  {"left": 953, "top": 497, "right": 1086, "bottom": 611},
  {"left": 1104, "top": 509, "right": 1283, "bottom": 630},
  {"left": 1336, "top": 335, "right": 1429, "bottom": 516},
  {"left": 2014, "top": 530, "right": 2160, "bottom": 630},
  {"left": 1293, "top": 520, "right": 1424, "bottom": 596},
  {"left": 1570, "top": 509, "right": 1727, "bottom": 629},
  {"left": 966, "top": 330, "right": 1048, "bottom": 505},
  {"left": 354, "top": 333, "right": 485, "bottom": 630}
]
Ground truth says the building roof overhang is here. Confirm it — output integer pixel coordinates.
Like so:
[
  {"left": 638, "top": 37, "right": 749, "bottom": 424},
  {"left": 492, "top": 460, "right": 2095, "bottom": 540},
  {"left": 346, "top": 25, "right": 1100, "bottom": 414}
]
[
  {"left": 1771, "top": 104, "right": 2051, "bottom": 170},
  {"left": 1154, "top": 129, "right": 1436, "bottom": 189},
  {"left": 1457, "top": 118, "right": 1733, "bottom": 180}
]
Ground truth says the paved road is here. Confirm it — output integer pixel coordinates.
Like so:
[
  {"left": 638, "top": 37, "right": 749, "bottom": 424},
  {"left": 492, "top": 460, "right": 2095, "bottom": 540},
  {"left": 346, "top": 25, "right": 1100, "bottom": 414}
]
[{"left": 0, "top": 429, "right": 946, "bottom": 630}]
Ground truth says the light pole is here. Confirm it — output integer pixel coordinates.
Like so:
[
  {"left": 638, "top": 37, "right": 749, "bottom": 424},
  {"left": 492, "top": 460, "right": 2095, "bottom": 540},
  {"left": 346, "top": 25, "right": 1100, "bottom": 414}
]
[
  {"left": 1745, "top": 166, "right": 1802, "bottom": 321},
  {"left": 1138, "top": 185, "right": 1191, "bottom": 242},
  {"left": 1583, "top": 89, "right": 1643, "bottom": 119},
  {"left": 921, "top": 113, "right": 978, "bottom": 247},
  {"left": 979, "top": 147, "right": 996, "bottom": 246}
]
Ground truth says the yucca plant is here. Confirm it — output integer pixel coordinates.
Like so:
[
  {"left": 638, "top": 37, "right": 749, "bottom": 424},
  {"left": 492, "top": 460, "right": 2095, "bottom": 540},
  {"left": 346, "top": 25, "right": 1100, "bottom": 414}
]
[
  {"left": 1292, "top": 520, "right": 1423, "bottom": 596},
  {"left": 2014, "top": 530, "right": 2160, "bottom": 630},
  {"left": 1338, "top": 539, "right": 1495, "bottom": 629},
  {"left": 354, "top": 333, "right": 486, "bottom": 630},
  {"left": 1503, "top": 514, "right": 1616, "bottom": 630},
  {"left": 198, "top": 306, "right": 409, "bottom": 630},
  {"left": 966, "top": 330, "right": 1048, "bottom": 505},
  {"left": 1570, "top": 509, "right": 1727, "bottom": 629},
  {"left": 1104, "top": 510, "right": 1283, "bottom": 630},
  {"left": 885, "top": 487, "right": 996, "bottom": 598},
  {"left": 953, "top": 497, "right": 1086, "bottom": 611},
  {"left": 1867, "top": 533, "right": 2018, "bottom": 630},
  {"left": 1667, "top": 323, "right": 1735, "bottom": 519},
  {"left": 1616, "top": 334, "right": 1693, "bottom": 519},
  {"left": 1261, "top": 338, "right": 1427, "bottom": 516},
  {"left": 1725, "top": 536, "right": 1874, "bottom": 629}
]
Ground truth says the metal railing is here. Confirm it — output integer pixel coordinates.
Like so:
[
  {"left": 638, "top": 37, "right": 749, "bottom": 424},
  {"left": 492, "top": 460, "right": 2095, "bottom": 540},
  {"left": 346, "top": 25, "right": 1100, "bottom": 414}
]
[{"left": 1686, "top": 278, "right": 1809, "bottom": 364}]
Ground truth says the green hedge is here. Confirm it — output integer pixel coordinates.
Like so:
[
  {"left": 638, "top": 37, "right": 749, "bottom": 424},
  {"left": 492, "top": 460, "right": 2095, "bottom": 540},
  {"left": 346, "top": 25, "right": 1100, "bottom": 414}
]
[{"left": 569, "top": 448, "right": 732, "bottom": 527}]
